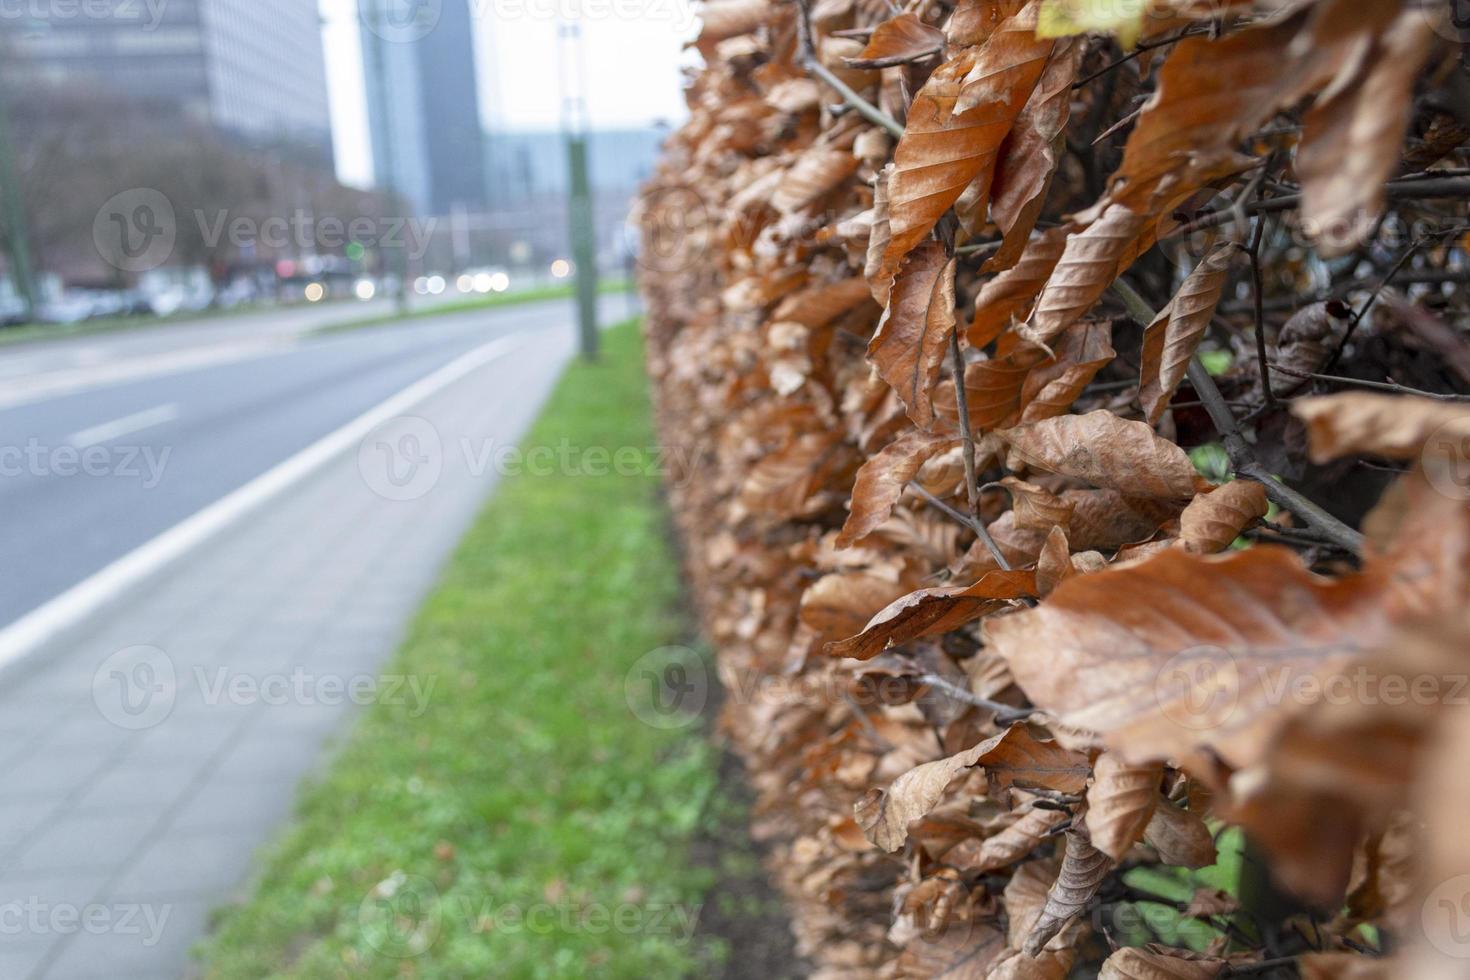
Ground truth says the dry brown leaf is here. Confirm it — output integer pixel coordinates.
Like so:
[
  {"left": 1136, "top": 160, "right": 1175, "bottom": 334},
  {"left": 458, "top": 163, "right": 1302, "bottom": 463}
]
[
  {"left": 946, "top": 805, "right": 1069, "bottom": 872},
  {"left": 867, "top": 164, "right": 895, "bottom": 304},
  {"left": 772, "top": 147, "right": 860, "bottom": 214},
  {"left": 870, "top": 241, "right": 957, "bottom": 428},
  {"left": 1293, "top": 393, "right": 1470, "bottom": 463},
  {"left": 997, "top": 411, "right": 1207, "bottom": 500},
  {"left": 1143, "top": 799, "right": 1218, "bottom": 869},
  {"left": 1022, "top": 828, "right": 1112, "bottom": 955},
  {"left": 1019, "top": 320, "right": 1117, "bottom": 422},
  {"left": 976, "top": 723, "right": 1091, "bottom": 795},
  {"left": 798, "top": 571, "right": 915, "bottom": 642},
  {"left": 838, "top": 428, "right": 961, "bottom": 548},
  {"left": 1298, "top": 953, "right": 1394, "bottom": 980},
  {"left": 1098, "top": 944, "right": 1227, "bottom": 979},
  {"left": 1178, "top": 480, "right": 1269, "bottom": 553},
  {"left": 1297, "top": 10, "right": 1437, "bottom": 256},
  {"left": 989, "top": 948, "right": 1076, "bottom": 980},
  {"left": 988, "top": 38, "right": 1082, "bottom": 269},
  {"left": 878, "top": 8, "right": 1054, "bottom": 284},
  {"left": 934, "top": 350, "right": 1044, "bottom": 432},
  {"left": 739, "top": 431, "right": 846, "bottom": 517},
  {"left": 1020, "top": 204, "right": 1148, "bottom": 347},
  {"left": 846, "top": 12, "right": 946, "bottom": 69},
  {"left": 1036, "top": 525, "right": 1072, "bottom": 597},
  {"left": 856, "top": 724, "right": 1087, "bottom": 851},
  {"left": 968, "top": 226, "right": 1070, "bottom": 348},
  {"left": 1002, "top": 476, "right": 1075, "bottom": 532},
  {"left": 1268, "top": 301, "right": 1347, "bottom": 396},
  {"left": 1085, "top": 754, "right": 1163, "bottom": 862},
  {"left": 1139, "top": 243, "right": 1238, "bottom": 424},
  {"left": 894, "top": 920, "right": 1007, "bottom": 979},
  {"left": 694, "top": 0, "right": 770, "bottom": 52},
  {"left": 827, "top": 569, "right": 1037, "bottom": 660},
  {"left": 985, "top": 544, "right": 1408, "bottom": 771}
]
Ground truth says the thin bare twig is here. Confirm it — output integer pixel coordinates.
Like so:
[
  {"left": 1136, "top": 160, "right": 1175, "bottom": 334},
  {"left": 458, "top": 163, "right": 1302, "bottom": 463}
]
[
  {"left": 1267, "top": 363, "right": 1470, "bottom": 401},
  {"left": 1072, "top": 26, "right": 1211, "bottom": 89},
  {"left": 950, "top": 331, "right": 981, "bottom": 518},
  {"left": 908, "top": 481, "right": 1014, "bottom": 572},
  {"left": 1111, "top": 280, "right": 1366, "bottom": 556},
  {"left": 916, "top": 673, "right": 1036, "bottom": 723},
  {"left": 795, "top": 0, "right": 905, "bottom": 138},
  {"left": 1166, "top": 176, "right": 1470, "bottom": 239},
  {"left": 1248, "top": 210, "right": 1274, "bottom": 405}
]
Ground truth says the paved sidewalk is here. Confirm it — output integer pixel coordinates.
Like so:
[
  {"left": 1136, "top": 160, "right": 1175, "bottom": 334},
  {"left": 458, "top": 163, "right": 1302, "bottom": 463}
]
[{"left": 0, "top": 327, "right": 576, "bottom": 978}]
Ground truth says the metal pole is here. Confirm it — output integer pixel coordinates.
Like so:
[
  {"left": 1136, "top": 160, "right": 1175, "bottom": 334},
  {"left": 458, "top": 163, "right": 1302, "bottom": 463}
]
[
  {"left": 0, "top": 75, "right": 37, "bottom": 320},
  {"left": 365, "top": 0, "right": 410, "bottom": 314},
  {"left": 558, "top": 16, "right": 597, "bottom": 360}
]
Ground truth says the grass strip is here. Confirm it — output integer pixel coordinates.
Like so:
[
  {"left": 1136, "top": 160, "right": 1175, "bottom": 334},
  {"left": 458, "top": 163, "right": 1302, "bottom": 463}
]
[{"left": 197, "top": 319, "right": 720, "bottom": 979}]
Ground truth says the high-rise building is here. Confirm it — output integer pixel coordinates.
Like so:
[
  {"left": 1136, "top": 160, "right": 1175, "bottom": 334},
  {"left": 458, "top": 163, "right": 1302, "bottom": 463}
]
[
  {"left": 359, "top": 0, "right": 488, "bottom": 217},
  {"left": 0, "top": 0, "right": 333, "bottom": 166}
]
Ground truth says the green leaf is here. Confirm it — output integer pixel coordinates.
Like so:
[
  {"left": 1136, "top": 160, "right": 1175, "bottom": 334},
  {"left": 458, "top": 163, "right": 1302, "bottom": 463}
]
[{"left": 1037, "top": 0, "right": 1149, "bottom": 47}]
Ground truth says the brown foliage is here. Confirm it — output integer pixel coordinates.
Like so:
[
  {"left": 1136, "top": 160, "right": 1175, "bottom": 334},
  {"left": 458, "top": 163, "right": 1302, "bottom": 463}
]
[{"left": 639, "top": 0, "right": 1469, "bottom": 973}]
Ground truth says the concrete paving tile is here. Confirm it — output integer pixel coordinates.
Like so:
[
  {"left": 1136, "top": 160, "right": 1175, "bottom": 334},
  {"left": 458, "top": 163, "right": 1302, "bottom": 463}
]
[
  {"left": 0, "top": 800, "right": 61, "bottom": 855},
  {"left": 166, "top": 775, "right": 298, "bottom": 834},
  {"left": 38, "top": 898, "right": 207, "bottom": 980},
  {"left": 0, "top": 938, "right": 56, "bottom": 980},
  {"left": 108, "top": 830, "right": 260, "bottom": 900},
  {"left": 0, "top": 746, "right": 114, "bottom": 801},
  {"left": 68, "top": 762, "right": 200, "bottom": 815},
  {"left": 8, "top": 812, "right": 160, "bottom": 875}
]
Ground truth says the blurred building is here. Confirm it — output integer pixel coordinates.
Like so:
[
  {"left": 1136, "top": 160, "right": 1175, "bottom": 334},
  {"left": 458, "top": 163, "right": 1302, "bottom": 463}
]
[
  {"left": 371, "top": 127, "right": 661, "bottom": 277},
  {"left": 0, "top": 0, "right": 333, "bottom": 166},
  {"left": 359, "top": 0, "right": 488, "bottom": 217}
]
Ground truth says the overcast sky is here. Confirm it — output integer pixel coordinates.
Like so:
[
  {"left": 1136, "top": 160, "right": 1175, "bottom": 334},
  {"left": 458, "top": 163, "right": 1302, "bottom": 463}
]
[{"left": 321, "top": 0, "right": 696, "bottom": 188}]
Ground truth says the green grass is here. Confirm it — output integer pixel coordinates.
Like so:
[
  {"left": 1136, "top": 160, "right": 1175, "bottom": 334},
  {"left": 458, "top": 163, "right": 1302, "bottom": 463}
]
[
  {"left": 311, "top": 280, "right": 632, "bottom": 336},
  {"left": 196, "top": 319, "right": 721, "bottom": 979}
]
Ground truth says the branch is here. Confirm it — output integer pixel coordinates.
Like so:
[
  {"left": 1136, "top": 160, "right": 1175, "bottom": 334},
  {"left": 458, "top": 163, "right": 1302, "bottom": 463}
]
[
  {"left": 916, "top": 673, "right": 1037, "bottom": 723},
  {"left": 951, "top": 330, "right": 982, "bottom": 519},
  {"left": 1267, "top": 363, "right": 1470, "bottom": 401},
  {"left": 795, "top": 0, "right": 905, "bottom": 139},
  {"left": 909, "top": 481, "right": 1015, "bottom": 572},
  {"left": 1166, "top": 176, "right": 1470, "bottom": 239},
  {"left": 1112, "top": 280, "right": 1366, "bottom": 556}
]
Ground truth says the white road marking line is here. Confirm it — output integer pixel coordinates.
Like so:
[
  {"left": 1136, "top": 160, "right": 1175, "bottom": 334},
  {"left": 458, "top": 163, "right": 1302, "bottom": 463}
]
[
  {"left": 67, "top": 404, "right": 179, "bottom": 448},
  {"left": 0, "top": 330, "right": 529, "bottom": 674}
]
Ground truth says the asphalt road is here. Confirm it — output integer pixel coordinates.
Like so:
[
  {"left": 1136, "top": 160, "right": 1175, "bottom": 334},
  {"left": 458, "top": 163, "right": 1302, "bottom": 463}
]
[{"left": 0, "top": 294, "right": 632, "bottom": 628}]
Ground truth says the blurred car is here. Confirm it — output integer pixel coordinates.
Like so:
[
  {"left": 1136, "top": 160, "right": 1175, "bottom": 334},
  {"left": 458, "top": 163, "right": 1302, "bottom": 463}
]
[{"left": 0, "top": 294, "right": 29, "bottom": 327}]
